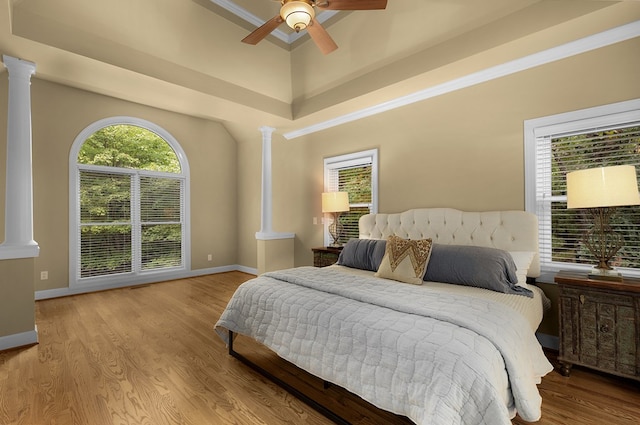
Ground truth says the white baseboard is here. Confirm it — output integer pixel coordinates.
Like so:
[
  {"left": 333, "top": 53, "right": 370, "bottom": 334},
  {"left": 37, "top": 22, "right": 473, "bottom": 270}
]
[
  {"left": 186, "top": 264, "right": 257, "bottom": 277},
  {"left": 35, "top": 265, "right": 258, "bottom": 300},
  {"left": 234, "top": 264, "right": 258, "bottom": 275},
  {"left": 0, "top": 329, "right": 38, "bottom": 351}
]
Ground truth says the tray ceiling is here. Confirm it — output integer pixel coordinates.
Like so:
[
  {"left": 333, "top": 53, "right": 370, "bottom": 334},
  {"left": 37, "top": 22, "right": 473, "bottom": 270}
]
[{"left": 1, "top": 0, "right": 638, "bottom": 137}]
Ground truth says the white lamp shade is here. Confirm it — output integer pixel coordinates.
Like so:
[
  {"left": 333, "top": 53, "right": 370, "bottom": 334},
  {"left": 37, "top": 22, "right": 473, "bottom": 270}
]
[
  {"left": 322, "top": 192, "right": 350, "bottom": 213},
  {"left": 280, "top": 1, "right": 315, "bottom": 32},
  {"left": 567, "top": 165, "right": 640, "bottom": 209}
]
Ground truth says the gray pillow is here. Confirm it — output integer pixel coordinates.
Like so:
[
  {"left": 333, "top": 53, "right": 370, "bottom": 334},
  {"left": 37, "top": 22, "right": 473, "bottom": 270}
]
[
  {"left": 423, "top": 244, "right": 533, "bottom": 298},
  {"left": 337, "top": 239, "right": 387, "bottom": 272}
]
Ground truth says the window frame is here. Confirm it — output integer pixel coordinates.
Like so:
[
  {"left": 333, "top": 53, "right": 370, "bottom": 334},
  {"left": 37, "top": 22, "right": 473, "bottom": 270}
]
[
  {"left": 524, "top": 99, "right": 640, "bottom": 280},
  {"left": 323, "top": 149, "right": 378, "bottom": 246},
  {"left": 69, "top": 116, "right": 191, "bottom": 289}
]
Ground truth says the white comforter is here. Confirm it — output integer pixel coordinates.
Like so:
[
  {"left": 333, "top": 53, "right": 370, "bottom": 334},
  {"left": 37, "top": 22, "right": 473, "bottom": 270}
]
[{"left": 215, "top": 266, "right": 553, "bottom": 425}]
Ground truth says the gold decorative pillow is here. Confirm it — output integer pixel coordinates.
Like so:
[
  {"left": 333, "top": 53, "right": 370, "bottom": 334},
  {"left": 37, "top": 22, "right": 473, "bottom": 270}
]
[{"left": 375, "top": 235, "right": 433, "bottom": 285}]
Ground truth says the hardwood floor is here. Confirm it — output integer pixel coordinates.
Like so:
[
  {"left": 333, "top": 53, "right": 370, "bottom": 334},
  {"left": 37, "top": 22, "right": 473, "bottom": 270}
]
[{"left": 1, "top": 271, "right": 639, "bottom": 425}]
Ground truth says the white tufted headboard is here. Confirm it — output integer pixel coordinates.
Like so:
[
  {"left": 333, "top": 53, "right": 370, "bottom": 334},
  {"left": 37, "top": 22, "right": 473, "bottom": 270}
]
[{"left": 359, "top": 208, "right": 540, "bottom": 278}]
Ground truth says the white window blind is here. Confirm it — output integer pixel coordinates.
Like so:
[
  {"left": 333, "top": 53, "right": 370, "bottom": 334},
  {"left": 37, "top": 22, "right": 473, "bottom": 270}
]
[
  {"left": 78, "top": 169, "right": 185, "bottom": 279},
  {"left": 535, "top": 123, "right": 640, "bottom": 272},
  {"left": 324, "top": 149, "right": 378, "bottom": 245},
  {"left": 79, "top": 169, "right": 132, "bottom": 278},
  {"left": 140, "top": 175, "right": 184, "bottom": 270}
]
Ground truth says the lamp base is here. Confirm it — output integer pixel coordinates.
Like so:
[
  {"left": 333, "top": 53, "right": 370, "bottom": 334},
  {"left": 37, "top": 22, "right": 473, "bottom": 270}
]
[
  {"left": 588, "top": 267, "right": 623, "bottom": 282},
  {"left": 328, "top": 212, "right": 344, "bottom": 247}
]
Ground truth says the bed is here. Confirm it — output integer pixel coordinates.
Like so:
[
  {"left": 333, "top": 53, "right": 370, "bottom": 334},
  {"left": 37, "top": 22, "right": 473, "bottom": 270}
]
[{"left": 215, "top": 208, "right": 554, "bottom": 425}]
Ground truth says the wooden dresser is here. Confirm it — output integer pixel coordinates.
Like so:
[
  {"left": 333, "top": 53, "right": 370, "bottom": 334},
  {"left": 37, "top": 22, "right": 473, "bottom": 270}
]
[
  {"left": 555, "top": 271, "right": 640, "bottom": 381},
  {"left": 312, "top": 246, "right": 342, "bottom": 267}
]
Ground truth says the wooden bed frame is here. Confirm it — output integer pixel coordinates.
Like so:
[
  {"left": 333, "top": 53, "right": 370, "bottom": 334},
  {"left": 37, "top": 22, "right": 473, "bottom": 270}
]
[{"left": 228, "top": 330, "right": 352, "bottom": 424}]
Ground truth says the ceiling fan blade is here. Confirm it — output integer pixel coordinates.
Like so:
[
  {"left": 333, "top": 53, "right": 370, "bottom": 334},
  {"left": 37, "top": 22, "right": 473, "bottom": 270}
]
[
  {"left": 241, "top": 15, "right": 283, "bottom": 45},
  {"left": 316, "top": 0, "right": 387, "bottom": 10},
  {"left": 306, "top": 18, "right": 338, "bottom": 55}
]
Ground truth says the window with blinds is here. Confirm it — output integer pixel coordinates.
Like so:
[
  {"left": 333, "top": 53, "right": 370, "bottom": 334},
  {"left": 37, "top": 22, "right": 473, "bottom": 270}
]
[
  {"left": 140, "top": 175, "right": 183, "bottom": 270},
  {"left": 533, "top": 121, "right": 640, "bottom": 272},
  {"left": 73, "top": 122, "right": 186, "bottom": 285},
  {"left": 79, "top": 170, "right": 132, "bottom": 278},
  {"left": 324, "top": 149, "right": 378, "bottom": 245}
]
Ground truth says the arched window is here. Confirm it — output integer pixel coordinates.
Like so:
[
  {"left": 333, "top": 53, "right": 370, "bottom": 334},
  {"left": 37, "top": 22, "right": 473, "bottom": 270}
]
[{"left": 69, "top": 117, "right": 190, "bottom": 288}]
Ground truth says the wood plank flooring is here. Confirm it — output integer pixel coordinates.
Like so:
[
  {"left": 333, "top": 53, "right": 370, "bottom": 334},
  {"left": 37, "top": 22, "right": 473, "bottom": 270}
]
[{"left": 0, "top": 271, "right": 639, "bottom": 425}]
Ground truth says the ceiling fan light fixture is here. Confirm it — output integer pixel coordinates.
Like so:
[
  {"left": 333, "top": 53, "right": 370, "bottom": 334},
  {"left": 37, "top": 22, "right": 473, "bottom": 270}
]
[{"left": 280, "top": 0, "right": 315, "bottom": 32}]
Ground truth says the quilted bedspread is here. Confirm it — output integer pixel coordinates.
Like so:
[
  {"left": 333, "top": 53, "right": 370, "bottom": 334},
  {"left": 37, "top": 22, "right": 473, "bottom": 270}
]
[{"left": 215, "top": 267, "right": 553, "bottom": 425}]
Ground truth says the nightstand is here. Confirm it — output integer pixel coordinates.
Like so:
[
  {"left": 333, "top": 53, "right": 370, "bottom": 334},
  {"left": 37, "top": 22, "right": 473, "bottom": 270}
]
[
  {"left": 312, "top": 246, "right": 343, "bottom": 267},
  {"left": 555, "top": 271, "right": 640, "bottom": 381}
]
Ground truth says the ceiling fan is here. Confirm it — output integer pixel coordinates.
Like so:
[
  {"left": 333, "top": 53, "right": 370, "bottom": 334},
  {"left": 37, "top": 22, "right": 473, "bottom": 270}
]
[{"left": 242, "top": 0, "right": 388, "bottom": 55}]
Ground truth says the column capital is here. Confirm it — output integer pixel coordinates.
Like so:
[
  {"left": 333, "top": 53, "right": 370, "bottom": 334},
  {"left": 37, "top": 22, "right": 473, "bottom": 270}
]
[
  {"left": 259, "top": 126, "right": 275, "bottom": 136},
  {"left": 3, "top": 55, "right": 36, "bottom": 77}
]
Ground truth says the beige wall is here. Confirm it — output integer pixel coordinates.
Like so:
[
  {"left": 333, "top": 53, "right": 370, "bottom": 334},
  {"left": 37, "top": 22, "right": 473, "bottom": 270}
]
[
  {"left": 0, "top": 76, "right": 5, "bottom": 243},
  {"left": 236, "top": 38, "right": 640, "bottom": 337},
  {"left": 260, "top": 38, "right": 640, "bottom": 270},
  {"left": 0, "top": 78, "right": 238, "bottom": 294}
]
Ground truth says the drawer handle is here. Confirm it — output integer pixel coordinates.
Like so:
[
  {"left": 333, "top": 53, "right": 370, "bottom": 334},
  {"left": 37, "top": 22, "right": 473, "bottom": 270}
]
[
  {"left": 580, "top": 295, "right": 585, "bottom": 305},
  {"left": 599, "top": 324, "right": 610, "bottom": 333}
]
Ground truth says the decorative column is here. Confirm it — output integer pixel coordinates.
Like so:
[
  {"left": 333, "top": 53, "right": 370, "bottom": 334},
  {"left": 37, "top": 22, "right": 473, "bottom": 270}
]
[
  {"left": 0, "top": 55, "right": 38, "bottom": 352},
  {"left": 256, "top": 126, "right": 275, "bottom": 237},
  {"left": 254, "top": 126, "right": 294, "bottom": 275},
  {"left": 0, "top": 55, "right": 39, "bottom": 259}
]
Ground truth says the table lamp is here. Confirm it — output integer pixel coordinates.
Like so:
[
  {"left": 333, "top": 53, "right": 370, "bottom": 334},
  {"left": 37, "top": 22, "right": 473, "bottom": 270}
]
[
  {"left": 322, "top": 192, "right": 350, "bottom": 247},
  {"left": 566, "top": 165, "right": 640, "bottom": 279}
]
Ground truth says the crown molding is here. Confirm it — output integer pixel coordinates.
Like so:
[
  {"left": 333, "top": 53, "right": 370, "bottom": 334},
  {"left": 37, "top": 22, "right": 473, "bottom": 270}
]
[{"left": 283, "top": 20, "right": 640, "bottom": 139}]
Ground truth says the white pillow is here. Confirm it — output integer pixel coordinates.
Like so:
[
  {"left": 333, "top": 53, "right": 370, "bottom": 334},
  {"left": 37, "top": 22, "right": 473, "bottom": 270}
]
[{"left": 509, "top": 251, "right": 536, "bottom": 287}]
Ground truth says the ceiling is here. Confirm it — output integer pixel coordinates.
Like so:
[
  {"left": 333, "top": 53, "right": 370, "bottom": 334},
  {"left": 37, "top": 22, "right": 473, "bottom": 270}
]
[{"left": 1, "top": 0, "right": 639, "bottom": 139}]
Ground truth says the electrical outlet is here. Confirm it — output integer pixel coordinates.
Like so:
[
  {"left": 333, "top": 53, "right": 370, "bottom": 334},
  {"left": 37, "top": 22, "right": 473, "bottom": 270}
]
[
  {"left": 40, "top": 271, "right": 48, "bottom": 280},
  {"left": 207, "top": 254, "right": 212, "bottom": 261},
  {"left": 313, "top": 217, "right": 318, "bottom": 225}
]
